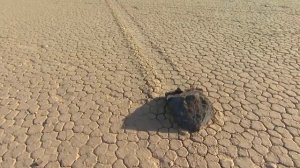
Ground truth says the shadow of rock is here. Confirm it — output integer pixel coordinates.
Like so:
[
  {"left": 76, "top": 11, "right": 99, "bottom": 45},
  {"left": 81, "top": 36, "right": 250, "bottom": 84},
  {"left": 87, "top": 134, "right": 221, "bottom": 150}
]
[{"left": 122, "top": 97, "right": 178, "bottom": 133}]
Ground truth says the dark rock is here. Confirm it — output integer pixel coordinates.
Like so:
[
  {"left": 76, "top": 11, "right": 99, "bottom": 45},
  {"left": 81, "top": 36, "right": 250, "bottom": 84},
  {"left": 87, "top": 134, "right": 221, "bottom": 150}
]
[{"left": 165, "top": 88, "right": 214, "bottom": 132}]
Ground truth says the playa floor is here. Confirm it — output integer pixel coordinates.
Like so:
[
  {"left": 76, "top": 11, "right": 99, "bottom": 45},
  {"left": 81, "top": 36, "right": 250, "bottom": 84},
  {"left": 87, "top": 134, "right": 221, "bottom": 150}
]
[{"left": 0, "top": 0, "right": 299, "bottom": 167}]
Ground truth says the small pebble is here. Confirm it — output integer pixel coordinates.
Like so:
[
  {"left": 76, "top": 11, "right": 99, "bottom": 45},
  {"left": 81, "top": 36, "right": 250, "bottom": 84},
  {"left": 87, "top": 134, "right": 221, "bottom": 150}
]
[
  {"left": 265, "top": 163, "right": 277, "bottom": 168},
  {"left": 41, "top": 44, "right": 49, "bottom": 48}
]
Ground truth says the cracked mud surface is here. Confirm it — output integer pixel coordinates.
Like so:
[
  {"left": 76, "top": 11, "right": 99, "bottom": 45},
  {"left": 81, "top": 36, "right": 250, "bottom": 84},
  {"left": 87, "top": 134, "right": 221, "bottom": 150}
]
[{"left": 0, "top": 0, "right": 300, "bottom": 167}]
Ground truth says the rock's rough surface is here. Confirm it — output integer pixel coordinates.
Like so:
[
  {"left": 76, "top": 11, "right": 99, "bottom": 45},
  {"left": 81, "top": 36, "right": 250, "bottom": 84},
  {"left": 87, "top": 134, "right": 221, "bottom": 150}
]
[{"left": 165, "top": 88, "right": 215, "bottom": 132}]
